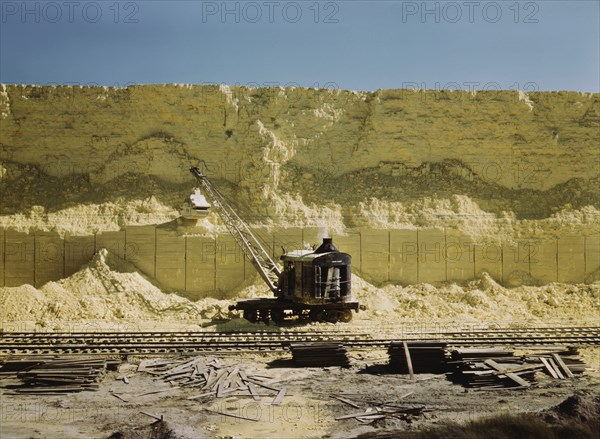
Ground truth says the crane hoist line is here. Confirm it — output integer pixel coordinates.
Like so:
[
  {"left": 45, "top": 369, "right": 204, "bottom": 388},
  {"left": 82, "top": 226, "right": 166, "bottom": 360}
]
[{"left": 188, "top": 166, "right": 361, "bottom": 324}]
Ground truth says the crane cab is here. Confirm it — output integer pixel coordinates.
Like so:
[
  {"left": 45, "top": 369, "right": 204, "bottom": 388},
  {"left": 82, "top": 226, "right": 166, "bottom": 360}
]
[{"left": 279, "top": 238, "right": 356, "bottom": 307}]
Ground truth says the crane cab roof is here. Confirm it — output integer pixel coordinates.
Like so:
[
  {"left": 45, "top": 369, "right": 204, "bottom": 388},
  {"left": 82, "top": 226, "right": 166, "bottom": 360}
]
[{"left": 280, "top": 250, "right": 351, "bottom": 264}]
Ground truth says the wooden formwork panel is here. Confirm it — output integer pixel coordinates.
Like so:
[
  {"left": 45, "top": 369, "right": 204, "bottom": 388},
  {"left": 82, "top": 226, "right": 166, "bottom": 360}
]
[
  {"left": 0, "top": 228, "right": 4, "bottom": 287},
  {"left": 445, "top": 230, "right": 475, "bottom": 282},
  {"left": 155, "top": 230, "right": 186, "bottom": 291},
  {"left": 502, "top": 241, "right": 532, "bottom": 286},
  {"left": 417, "top": 229, "right": 446, "bottom": 284},
  {"left": 474, "top": 242, "right": 503, "bottom": 283},
  {"left": 557, "top": 235, "right": 585, "bottom": 283},
  {"left": 34, "top": 232, "right": 64, "bottom": 287},
  {"left": 241, "top": 226, "right": 273, "bottom": 259},
  {"left": 125, "top": 226, "right": 156, "bottom": 278},
  {"left": 360, "top": 229, "right": 389, "bottom": 283},
  {"left": 4, "top": 230, "right": 34, "bottom": 287},
  {"left": 185, "top": 235, "right": 216, "bottom": 298},
  {"left": 585, "top": 234, "right": 600, "bottom": 282},
  {"left": 389, "top": 229, "right": 418, "bottom": 285},
  {"left": 215, "top": 234, "right": 245, "bottom": 295},
  {"left": 242, "top": 230, "right": 271, "bottom": 283},
  {"left": 335, "top": 231, "right": 361, "bottom": 273},
  {"left": 529, "top": 239, "right": 558, "bottom": 285},
  {"left": 64, "top": 235, "right": 96, "bottom": 276},
  {"left": 95, "top": 231, "right": 126, "bottom": 260},
  {"left": 240, "top": 228, "right": 271, "bottom": 283}
]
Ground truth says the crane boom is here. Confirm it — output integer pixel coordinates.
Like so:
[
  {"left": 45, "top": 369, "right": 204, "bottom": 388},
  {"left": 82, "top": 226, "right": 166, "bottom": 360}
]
[{"left": 189, "top": 167, "right": 282, "bottom": 294}]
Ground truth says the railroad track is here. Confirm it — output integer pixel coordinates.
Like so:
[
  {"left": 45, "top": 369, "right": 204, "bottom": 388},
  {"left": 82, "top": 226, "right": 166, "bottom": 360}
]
[{"left": 1, "top": 327, "right": 598, "bottom": 355}]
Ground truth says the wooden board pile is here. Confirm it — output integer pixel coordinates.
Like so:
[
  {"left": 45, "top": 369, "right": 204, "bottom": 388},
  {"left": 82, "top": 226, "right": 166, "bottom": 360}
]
[
  {"left": 526, "top": 346, "right": 588, "bottom": 377},
  {"left": 332, "top": 392, "right": 425, "bottom": 425},
  {"left": 138, "top": 356, "right": 287, "bottom": 408},
  {"left": 1, "top": 357, "right": 119, "bottom": 394},
  {"left": 388, "top": 341, "right": 449, "bottom": 375},
  {"left": 290, "top": 342, "right": 350, "bottom": 367},
  {"left": 448, "top": 347, "right": 587, "bottom": 389}
]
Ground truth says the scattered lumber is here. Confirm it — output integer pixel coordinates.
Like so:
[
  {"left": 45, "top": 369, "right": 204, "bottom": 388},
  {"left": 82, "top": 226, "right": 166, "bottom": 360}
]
[
  {"left": 290, "top": 342, "right": 350, "bottom": 367},
  {"left": 331, "top": 393, "right": 425, "bottom": 424},
  {"left": 388, "top": 341, "right": 449, "bottom": 374},
  {"left": 203, "top": 407, "right": 259, "bottom": 422},
  {"left": 140, "top": 355, "right": 287, "bottom": 405},
  {"left": 140, "top": 411, "right": 164, "bottom": 422},
  {"left": 448, "top": 346, "right": 587, "bottom": 389},
  {"left": 109, "top": 390, "right": 129, "bottom": 402},
  {"left": 2, "top": 357, "right": 119, "bottom": 394}
]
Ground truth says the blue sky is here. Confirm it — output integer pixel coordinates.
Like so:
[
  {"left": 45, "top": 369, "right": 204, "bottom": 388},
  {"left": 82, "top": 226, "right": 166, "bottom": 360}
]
[{"left": 1, "top": 0, "right": 599, "bottom": 91}]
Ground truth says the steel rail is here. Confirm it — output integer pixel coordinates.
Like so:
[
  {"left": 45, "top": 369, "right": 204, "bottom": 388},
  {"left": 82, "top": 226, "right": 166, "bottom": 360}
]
[{"left": 0, "top": 327, "right": 598, "bottom": 355}]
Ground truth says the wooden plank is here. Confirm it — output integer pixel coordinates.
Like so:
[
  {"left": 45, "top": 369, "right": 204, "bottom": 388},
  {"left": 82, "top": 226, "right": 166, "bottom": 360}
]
[
  {"left": 203, "top": 369, "right": 218, "bottom": 389},
  {"left": 502, "top": 242, "right": 532, "bottom": 286},
  {"left": 540, "top": 357, "right": 559, "bottom": 379},
  {"left": 125, "top": 225, "right": 156, "bottom": 277},
  {"left": 551, "top": 354, "right": 574, "bottom": 378},
  {"left": 271, "top": 388, "right": 286, "bottom": 406},
  {"left": 220, "top": 385, "right": 248, "bottom": 395},
  {"left": 557, "top": 235, "right": 585, "bottom": 283},
  {"left": 64, "top": 234, "right": 95, "bottom": 276},
  {"left": 155, "top": 229, "right": 185, "bottom": 290},
  {"left": 4, "top": 229, "right": 34, "bottom": 286},
  {"left": 332, "top": 395, "right": 361, "bottom": 409},
  {"left": 389, "top": 229, "right": 418, "bottom": 284},
  {"left": 0, "top": 227, "right": 4, "bottom": 287},
  {"left": 335, "top": 231, "right": 361, "bottom": 272},
  {"left": 529, "top": 239, "right": 558, "bottom": 285},
  {"left": 185, "top": 235, "right": 216, "bottom": 297},
  {"left": 216, "top": 382, "right": 225, "bottom": 398},
  {"left": 474, "top": 242, "right": 502, "bottom": 282},
  {"left": 489, "top": 364, "right": 542, "bottom": 376},
  {"left": 140, "top": 411, "right": 163, "bottom": 421},
  {"left": 585, "top": 234, "right": 600, "bottom": 282},
  {"left": 134, "top": 387, "right": 179, "bottom": 397},
  {"left": 110, "top": 391, "right": 129, "bottom": 402},
  {"left": 247, "top": 382, "right": 261, "bottom": 401},
  {"left": 34, "top": 231, "right": 64, "bottom": 286},
  {"left": 360, "top": 229, "right": 389, "bottom": 283},
  {"left": 203, "top": 408, "right": 258, "bottom": 422},
  {"left": 484, "top": 360, "right": 530, "bottom": 387},
  {"left": 215, "top": 234, "right": 245, "bottom": 293},
  {"left": 95, "top": 231, "right": 125, "bottom": 260},
  {"left": 547, "top": 358, "right": 565, "bottom": 379},
  {"left": 226, "top": 367, "right": 240, "bottom": 388},
  {"left": 402, "top": 341, "right": 414, "bottom": 380},
  {"left": 445, "top": 229, "right": 475, "bottom": 282},
  {"left": 336, "top": 410, "right": 375, "bottom": 420},
  {"left": 251, "top": 380, "right": 284, "bottom": 393},
  {"left": 417, "top": 229, "right": 446, "bottom": 283},
  {"left": 187, "top": 391, "right": 215, "bottom": 400}
]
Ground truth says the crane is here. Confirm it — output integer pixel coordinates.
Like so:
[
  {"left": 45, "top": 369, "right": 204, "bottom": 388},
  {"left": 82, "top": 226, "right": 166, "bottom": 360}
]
[{"left": 188, "top": 166, "right": 360, "bottom": 323}]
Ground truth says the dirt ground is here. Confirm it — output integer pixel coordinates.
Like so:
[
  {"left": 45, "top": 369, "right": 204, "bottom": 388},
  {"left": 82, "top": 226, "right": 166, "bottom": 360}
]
[{"left": 1, "top": 345, "right": 599, "bottom": 439}]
